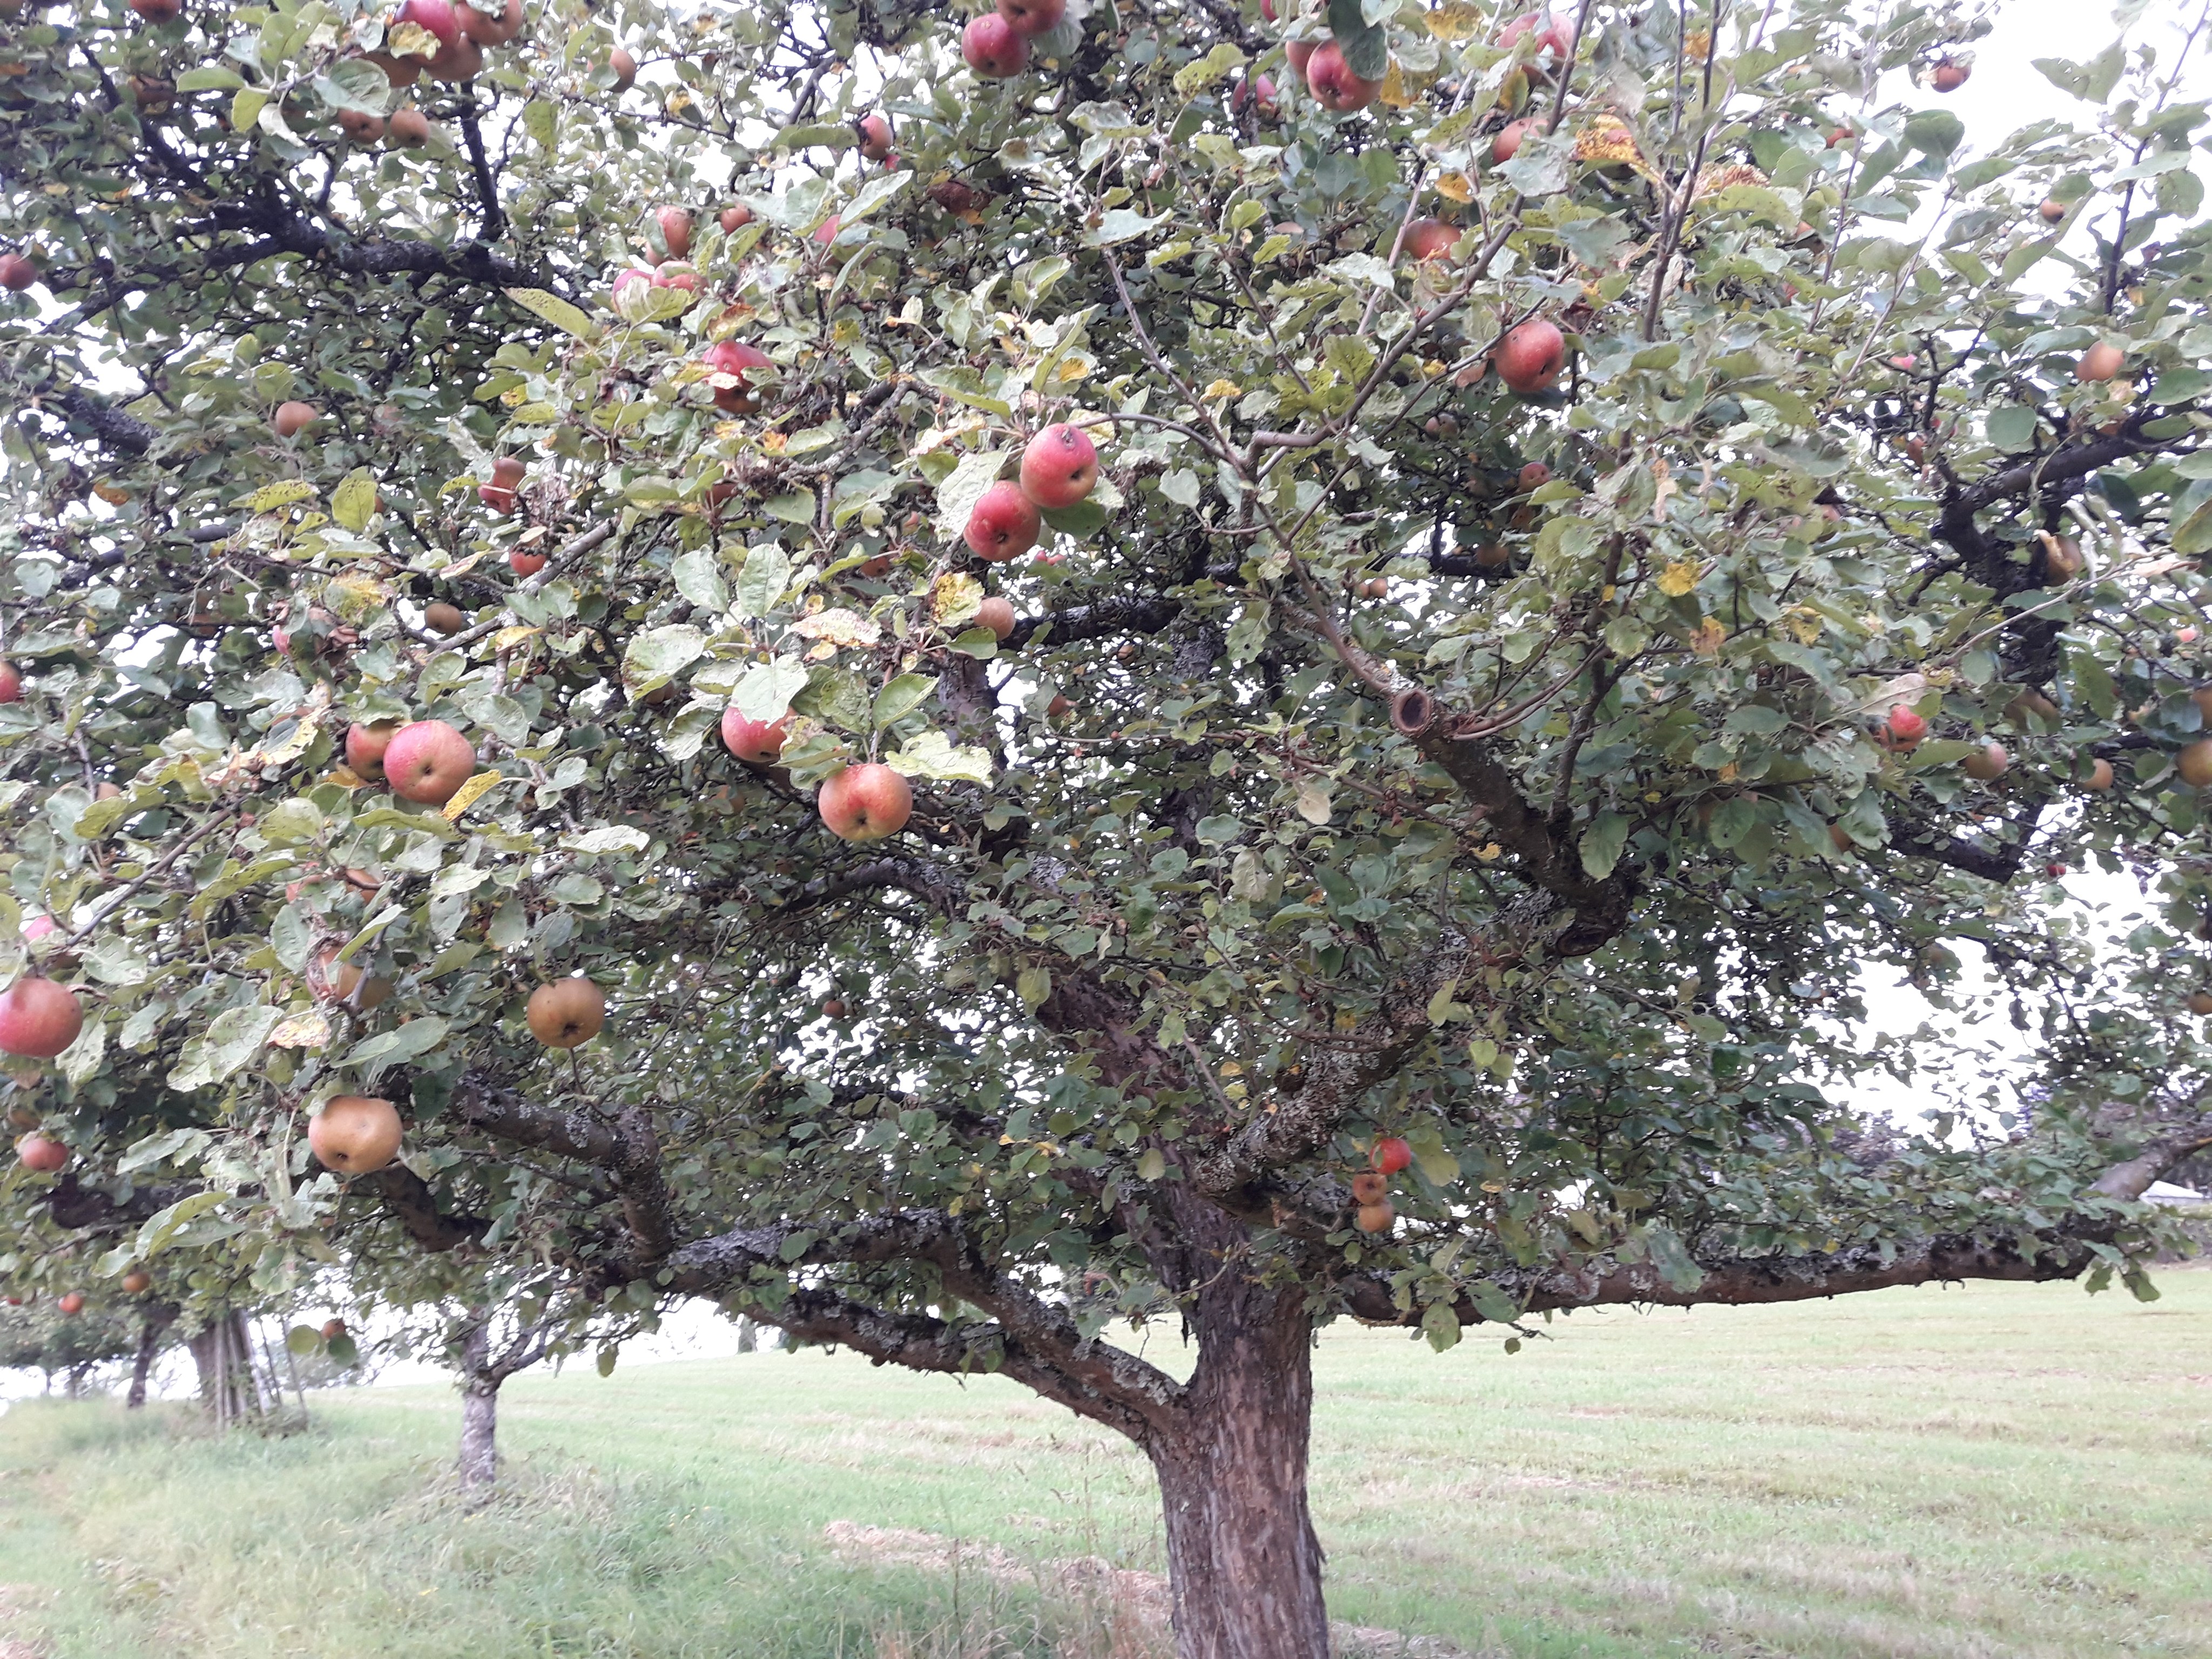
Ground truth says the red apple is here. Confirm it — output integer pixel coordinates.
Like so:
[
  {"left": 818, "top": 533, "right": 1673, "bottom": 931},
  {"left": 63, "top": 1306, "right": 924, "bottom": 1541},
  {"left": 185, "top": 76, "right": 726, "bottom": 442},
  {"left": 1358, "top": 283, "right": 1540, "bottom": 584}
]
[
  {"left": 975, "top": 597, "right": 1017, "bottom": 640},
  {"left": 322, "top": 1318, "right": 347, "bottom": 1339},
  {"left": 381, "top": 719, "right": 476, "bottom": 805},
  {"left": 700, "top": 340, "right": 772, "bottom": 413},
  {"left": 479, "top": 454, "right": 525, "bottom": 512},
  {"left": 1233, "top": 73, "right": 1278, "bottom": 117},
  {"left": 1491, "top": 118, "right": 1531, "bottom": 163},
  {"left": 121, "top": 1271, "right": 151, "bottom": 1294},
  {"left": 653, "top": 206, "right": 691, "bottom": 261},
  {"left": 609, "top": 46, "right": 636, "bottom": 89},
  {"left": 1494, "top": 318, "right": 1565, "bottom": 394},
  {"left": 965, "top": 480, "right": 1042, "bottom": 562},
  {"left": 396, "top": 0, "right": 460, "bottom": 47},
  {"left": 720, "top": 204, "right": 752, "bottom": 233},
  {"left": 16, "top": 1134, "right": 68, "bottom": 1173},
  {"left": 0, "top": 660, "right": 19, "bottom": 702},
  {"left": 456, "top": 0, "right": 521, "bottom": 45},
  {"left": 1931, "top": 58, "right": 1969, "bottom": 92},
  {"left": 2076, "top": 341, "right": 2124, "bottom": 382},
  {"left": 720, "top": 707, "right": 789, "bottom": 764},
  {"left": 509, "top": 549, "right": 547, "bottom": 577},
  {"left": 23, "top": 915, "right": 55, "bottom": 940},
  {"left": 814, "top": 214, "right": 842, "bottom": 246},
  {"left": 0, "top": 254, "right": 33, "bottom": 292},
  {"left": 309, "top": 1094, "right": 403, "bottom": 1173},
  {"left": 1285, "top": 38, "right": 1317, "bottom": 77},
  {"left": 346, "top": 720, "right": 401, "bottom": 781},
  {"left": 1826, "top": 126, "right": 1853, "bottom": 148},
  {"left": 272, "top": 400, "right": 318, "bottom": 439},
  {"left": 424, "top": 33, "right": 484, "bottom": 80},
  {"left": 1516, "top": 461, "right": 1550, "bottom": 491},
  {"left": 996, "top": 0, "right": 1062, "bottom": 33},
  {"left": 1498, "top": 10, "right": 1570, "bottom": 53},
  {"left": 129, "top": 0, "right": 181, "bottom": 18},
  {"left": 858, "top": 113, "right": 893, "bottom": 160},
  {"left": 1400, "top": 218, "right": 1456, "bottom": 261},
  {"left": 819, "top": 763, "right": 913, "bottom": 842},
  {"left": 1371, "top": 1136, "right": 1412, "bottom": 1174},
  {"left": 0, "top": 977, "right": 83, "bottom": 1058},
  {"left": 1961, "top": 741, "right": 2009, "bottom": 782},
  {"left": 57, "top": 1292, "right": 84, "bottom": 1316},
  {"left": 2039, "top": 198, "right": 2066, "bottom": 223},
  {"left": 387, "top": 106, "right": 431, "bottom": 145},
  {"left": 1020, "top": 423, "right": 1098, "bottom": 509},
  {"left": 963, "top": 13, "right": 1027, "bottom": 77},
  {"left": 338, "top": 109, "right": 387, "bottom": 143},
  {"left": 1305, "top": 40, "right": 1376, "bottom": 111},
  {"left": 1874, "top": 704, "right": 1926, "bottom": 751}
]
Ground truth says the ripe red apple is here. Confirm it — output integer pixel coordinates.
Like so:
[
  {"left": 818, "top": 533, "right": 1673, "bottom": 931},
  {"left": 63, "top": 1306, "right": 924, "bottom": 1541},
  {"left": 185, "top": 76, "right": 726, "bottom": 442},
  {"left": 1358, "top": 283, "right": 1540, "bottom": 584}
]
[
  {"left": 309, "top": 1094, "right": 403, "bottom": 1173},
  {"left": 2039, "top": 198, "right": 2066, "bottom": 223},
  {"left": 364, "top": 48, "right": 423, "bottom": 89},
  {"left": 456, "top": 0, "right": 521, "bottom": 45},
  {"left": 996, "top": 0, "right": 1062, "bottom": 33},
  {"left": 1285, "top": 38, "right": 1316, "bottom": 77},
  {"left": 818, "top": 763, "right": 913, "bottom": 842},
  {"left": 424, "top": 602, "right": 464, "bottom": 635},
  {"left": 720, "top": 707, "right": 789, "bottom": 764},
  {"left": 1874, "top": 704, "right": 1926, "bottom": 751},
  {"left": 526, "top": 978, "right": 605, "bottom": 1047},
  {"left": 1305, "top": 40, "right": 1376, "bottom": 111},
  {"left": 0, "top": 254, "right": 32, "bottom": 292},
  {"left": 57, "top": 1292, "right": 84, "bottom": 1316},
  {"left": 1491, "top": 118, "right": 1530, "bottom": 163},
  {"left": 605, "top": 45, "right": 636, "bottom": 87},
  {"left": 822, "top": 997, "right": 848, "bottom": 1019},
  {"left": 963, "top": 14, "right": 1027, "bottom": 77},
  {"left": 381, "top": 719, "right": 476, "bottom": 805},
  {"left": 720, "top": 204, "right": 751, "bottom": 233},
  {"left": 700, "top": 339, "right": 772, "bottom": 413},
  {"left": 975, "top": 596, "right": 1017, "bottom": 640},
  {"left": 858, "top": 113, "right": 893, "bottom": 160},
  {"left": 0, "top": 660, "right": 19, "bottom": 702},
  {"left": 1020, "top": 423, "right": 1099, "bottom": 509},
  {"left": 1516, "top": 461, "right": 1550, "bottom": 491},
  {"left": 322, "top": 1317, "right": 348, "bottom": 1339},
  {"left": 1498, "top": 10, "right": 1571, "bottom": 53},
  {"left": 1354, "top": 1202, "right": 1394, "bottom": 1233},
  {"left": 16, "top": 1134, "right": 68, "bottom": 1173},
  {"left": 387, "top": 107, "right": 431, "bottom": 145},
  {"left": 129, "top": 0, "right": 181, "bottom": 18},
  {"left": 1400, "top": 218, "right": 1456, "bottom": 262},
  {"left": 1961, "top": 741, "right": 2009, "bottom": 782},
  {"left": 396, "top": 0, "right": 459, "bottom": 46},
  {"left": 480, "top": 454, "right": 525, "bottom": 511},
  {"left": 1350, "top": 1171, "right": 1388, "bottom": 1204},
  {"left": 1826, "top": 126, "right": 1853, "bottom": 148},
  {"left": 1494, "top": 319, "right": 1565, "bottom": 394},
  {"left": 424, "top": 33, "right": 484, "bottom": 79},
  {"left": 1931, "top": 58, "right": 1969, "bottom": 92},
  {"left": 509, "top": 549, "right": 547, "bottom": 577},
  {"left": 653, "top": 206, "right": 691, "bottom": 261},
  {"left": 813, "top": 214, "right": 842, "bottom": 246},
  {"left": 121, "top": 1271, "right": 151, "bottom": 1294},
  {"left": 1371, "top": 1136, "right": 1412, "bottom": 1174},
  {"left": 1889, "top": 353, "right": 1918, "bottom": 372},
  {"left": 338, "top": 109, "right": 387, "bottom": 143},
  {"left": 346, "top": 719, "right": 401, "bottom": 781},
  {"left": 1233, "top": 72, "right": 1278, "bottom": 117},
  {"left": 22, "top": 915, "right": 55, "bottom": 940},
  {"left": 272, "top": 400, "right": 318, "bottom": 439},
  {"left": 965, "top": 481, "right": 1042, "bottom": 561},
  {"left": 2076, "top": 341, "right": 2123, "bottom": 382},
  {"left": 0, "top": 977, "right": 83, "bottom": 1058}
]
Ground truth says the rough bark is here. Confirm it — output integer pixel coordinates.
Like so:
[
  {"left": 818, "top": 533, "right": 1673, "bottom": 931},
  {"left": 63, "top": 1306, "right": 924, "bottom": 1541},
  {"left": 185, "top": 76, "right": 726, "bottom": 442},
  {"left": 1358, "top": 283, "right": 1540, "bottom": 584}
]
[
  {"left": 458, "top": 1379, "right": 501, "bottom": 1491},
  {"left": 1143, "top": 1210, "right": 1330, "bottom": 1659},
  {"left": 186, "top": 1308, "right": 262, "bottom": 1425}
]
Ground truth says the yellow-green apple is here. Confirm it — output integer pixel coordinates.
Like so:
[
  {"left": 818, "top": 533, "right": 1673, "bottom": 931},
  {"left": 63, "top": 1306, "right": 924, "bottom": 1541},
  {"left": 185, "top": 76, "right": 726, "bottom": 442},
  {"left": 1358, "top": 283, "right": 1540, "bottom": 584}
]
[
  {"left": 2181, "top": 739, "right": 2212, "bottom": 788},
  {"left": 818, "top": 763, "right": 913, "bottom": 841}
]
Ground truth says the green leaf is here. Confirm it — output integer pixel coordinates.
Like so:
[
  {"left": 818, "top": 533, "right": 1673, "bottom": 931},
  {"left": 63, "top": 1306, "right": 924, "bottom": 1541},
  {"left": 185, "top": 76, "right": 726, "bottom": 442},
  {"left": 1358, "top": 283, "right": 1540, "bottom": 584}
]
[
  {"left": 166, "top": 1006, "right": 284, "bottom": 1091},
  {"left": 503, "top": 287, "right": 599, "bottom": 342},
  {"left": 873, "top": 673, "right": 938, "bottom": 729},
  {"left": 1016, "top": 965, "right": 1052, "bottom": 1010},
  {"left": 731, "top": 659, "right": 810, "bottom": 723},
  {"left": 623, "top": 623, "right": 706, "bottom": 687},
  {"left": 1037, "top": 499, "right": 1107, "bottom": 538},
  {"left": 734, "top": 543, "right": 792, "bottom": 618},
  {"left": 176, "top": 66, "right": 245, "bottom": 91},
  {"left": 342, "top": 1016, "right": 449, "bottom": 1073},
  {"left": 330, "top": 468, "right": 378, "bottom": 532},
  {"left": 1579, "top": 812, "right": 1630, "bottom": 880},
  {"left": 764, "top": 490, "right": 814, "bottom": 525},
  {"left": 1136, "top": 1148, "right": 1166, "bottom": 1182},
  {"left": 775, "top": 123, "right": 857, "bottom": 150},
  {"left": 888, "top": 729, "right": 993, "bottom": 785},
  {"left": 671, "top": 546, "right": 729, "bottom": 612},
  {"left": 286, "top": 1325, "right": 322, "bottom": 1357}
]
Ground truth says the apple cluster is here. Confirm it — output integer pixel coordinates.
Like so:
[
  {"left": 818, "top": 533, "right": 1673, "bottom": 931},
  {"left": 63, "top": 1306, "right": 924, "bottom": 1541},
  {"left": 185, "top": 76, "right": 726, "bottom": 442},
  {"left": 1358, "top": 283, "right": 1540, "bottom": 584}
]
[
  {"left": 1351, "top": 1137, "right": 1412, "bottom": 1233},
  {"left": 962, "top": 422, "right": 1101, "bottom": 564}
]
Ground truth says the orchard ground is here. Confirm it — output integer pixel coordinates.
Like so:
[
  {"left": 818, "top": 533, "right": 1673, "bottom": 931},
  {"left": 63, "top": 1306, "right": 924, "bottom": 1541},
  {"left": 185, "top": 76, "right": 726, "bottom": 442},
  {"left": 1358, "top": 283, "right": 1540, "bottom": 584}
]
[{"left": 2, "top": 1272, "right": 2207, "bottom": 1659}]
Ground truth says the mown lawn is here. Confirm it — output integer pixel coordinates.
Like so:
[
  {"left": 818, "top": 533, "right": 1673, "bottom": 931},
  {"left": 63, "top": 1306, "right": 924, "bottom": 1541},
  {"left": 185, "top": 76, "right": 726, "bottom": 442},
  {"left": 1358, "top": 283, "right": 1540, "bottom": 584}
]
[{"left": 1, "top": 1269, "right": 2206, "bottom": 1658}]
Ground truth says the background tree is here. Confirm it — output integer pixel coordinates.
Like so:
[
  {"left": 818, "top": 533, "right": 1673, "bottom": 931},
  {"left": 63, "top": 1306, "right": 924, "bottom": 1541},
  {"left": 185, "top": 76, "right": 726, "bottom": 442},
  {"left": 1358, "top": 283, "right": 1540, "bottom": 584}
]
[
  {"left": 3, "top": 0, "right": 2212, "bottom": 1653},
  {"left": 0, "top": 1295, "right": 149, "bottom": 1397}
]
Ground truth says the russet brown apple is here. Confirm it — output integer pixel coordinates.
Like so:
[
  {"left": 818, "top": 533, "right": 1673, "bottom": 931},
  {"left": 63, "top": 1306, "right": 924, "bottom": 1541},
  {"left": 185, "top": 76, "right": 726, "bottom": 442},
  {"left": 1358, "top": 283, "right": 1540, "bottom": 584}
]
[
  {"left": 121, "top": 1271, "right": 151, "bottom": 1294},
  {"left": 424, "top": 602, "right": 465, "bottom": 635},
  {"left": 818, "top": 763, "right": 913, "bottom": 841},
  {"left": 975, "top": 597, "right": 1016, "bottom": 640},
  {"left": 526, "top": 977, "right": 606, "bottom": 1047},
  {"left": 2076, "top": 341, "right": 2123, "bottom": 382},
  {"left": 272, "top": 400, "right": 318, "bottom": 438},
  {"left": 309, "top": 1094, "right": 404, "bottom": 1173}
]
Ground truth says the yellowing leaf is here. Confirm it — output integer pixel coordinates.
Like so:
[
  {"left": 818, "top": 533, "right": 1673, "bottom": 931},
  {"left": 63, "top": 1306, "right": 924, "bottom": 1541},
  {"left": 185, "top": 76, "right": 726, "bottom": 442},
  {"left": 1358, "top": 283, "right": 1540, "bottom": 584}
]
[
  {"left": 1656, "top": 561, "right": 1700, "bottom": 597},
  {"left": 1690, "top": 617, "right": 1727, "bottom": 656},
  {"left": 791, "top": 607, "right": 883, "bottom": 648},
  {"left": 267, "top": 1009, "right": 331, "bottom": 1050},
  {"left": 494, "top": 625, "right": 541, "bottom": 651},
  {"left": 442, "top": 770, "right": 503, "bottom": 821},
  {"left": 1425, "top": 3, "right": 1486, "bottom": 39},
  {"left": 331, "top": 468, "right": 379, "bottom": 533},
  {"left": 235, "top": 480, "right": 316, "bottom": 514},
  {"left": 1435, "top": 171, "right": 1474, "bottom": 203},
  {"left": 502, "top": 286, "right": 599, "bottom": 342},
  {"left": 1379, "top": 63, "right": 1418, "bottom": 109},
  {"left": 933, "top": 572, "right": 984, "bottom": 626},
  {"left": 1202, "top": 379, "right": 1242, "bottom": 401}
]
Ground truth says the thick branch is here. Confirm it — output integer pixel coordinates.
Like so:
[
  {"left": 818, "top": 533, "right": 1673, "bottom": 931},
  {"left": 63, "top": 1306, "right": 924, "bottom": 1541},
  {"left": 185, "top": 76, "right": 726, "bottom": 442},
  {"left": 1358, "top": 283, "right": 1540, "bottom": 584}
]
[{"left": 363, "top": 1165, "right": 488, "bottom": 1252}]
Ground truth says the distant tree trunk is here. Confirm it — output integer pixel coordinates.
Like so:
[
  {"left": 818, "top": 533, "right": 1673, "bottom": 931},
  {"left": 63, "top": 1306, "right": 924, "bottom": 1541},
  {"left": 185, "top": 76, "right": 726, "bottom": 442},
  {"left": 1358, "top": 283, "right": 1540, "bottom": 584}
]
[
  {"left": 63, "top": 1360, "right": 95, "bottom": 1398},
  {"left": 736, "top": 1314, "right": 757, "bottom": 1352},
  {"left": 1145, "top": 1272, "right": 1328, "bottom": 1659},
  {"left": 187, "top": 1309, "right": 261, "bottom": 1425},
  {"left": 127, "top": 1300, "right": 179, "bottom": 1409},
  {"left": 457, "top": 1320, "right": 501, "bottom": 1491}
]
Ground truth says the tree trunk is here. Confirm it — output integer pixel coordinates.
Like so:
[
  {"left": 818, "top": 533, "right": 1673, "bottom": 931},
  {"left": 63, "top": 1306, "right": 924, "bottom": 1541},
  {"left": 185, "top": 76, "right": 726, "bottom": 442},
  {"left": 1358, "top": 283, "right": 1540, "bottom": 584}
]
[
  {"left": 1145, "top": 1242, "right": 1329, "bottom": 1659},
  {"left": 458, "top": 1379, "right": 500, "bottom": 1489},
  {"left": 127, "top": 1300, "right": 178, "bottom": 1410},
  {"left": 187, "top": 1309, "right": 260, "bottom": 1424}
]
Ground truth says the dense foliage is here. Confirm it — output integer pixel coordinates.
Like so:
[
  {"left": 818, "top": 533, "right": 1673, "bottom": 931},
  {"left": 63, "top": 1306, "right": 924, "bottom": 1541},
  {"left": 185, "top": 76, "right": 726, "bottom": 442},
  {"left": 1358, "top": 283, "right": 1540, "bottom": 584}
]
[{"left": 3, "top": 0, "right": 2210, "bottom": 1646}]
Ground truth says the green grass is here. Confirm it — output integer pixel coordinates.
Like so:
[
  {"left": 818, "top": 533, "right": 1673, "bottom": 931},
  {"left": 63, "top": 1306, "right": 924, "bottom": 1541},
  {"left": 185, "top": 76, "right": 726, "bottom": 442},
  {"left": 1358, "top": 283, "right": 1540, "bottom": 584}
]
[{"left": 2, "top": 1270, "right": 2208, "bottom": 1658}]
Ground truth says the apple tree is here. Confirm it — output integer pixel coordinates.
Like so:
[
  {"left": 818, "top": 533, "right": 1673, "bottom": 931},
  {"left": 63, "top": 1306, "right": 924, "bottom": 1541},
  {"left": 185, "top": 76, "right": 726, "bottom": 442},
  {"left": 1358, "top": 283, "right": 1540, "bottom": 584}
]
[{"left": 4, "top": 0, "right": 2212, "bottom": 1650}]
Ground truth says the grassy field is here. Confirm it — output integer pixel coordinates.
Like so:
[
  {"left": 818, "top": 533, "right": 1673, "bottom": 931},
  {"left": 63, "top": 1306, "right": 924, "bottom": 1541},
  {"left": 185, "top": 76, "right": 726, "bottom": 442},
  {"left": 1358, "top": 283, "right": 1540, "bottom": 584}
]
[{"left": 1, "top": 1270, "right": 2207, "bottom": 1659}]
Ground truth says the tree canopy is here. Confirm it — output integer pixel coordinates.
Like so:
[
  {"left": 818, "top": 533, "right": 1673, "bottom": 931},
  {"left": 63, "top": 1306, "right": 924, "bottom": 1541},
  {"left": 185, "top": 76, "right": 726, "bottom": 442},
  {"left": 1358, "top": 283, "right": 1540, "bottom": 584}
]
[{"left": 3, "top": 0, "right": 2211, "bottom": 1649}]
